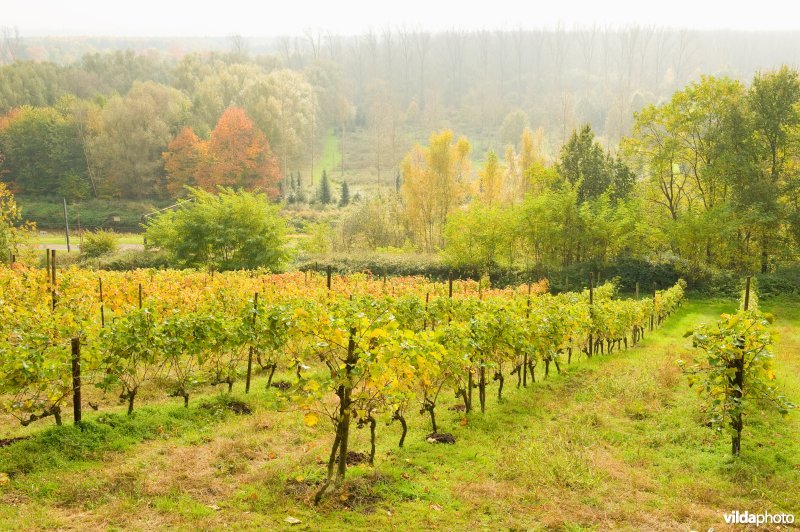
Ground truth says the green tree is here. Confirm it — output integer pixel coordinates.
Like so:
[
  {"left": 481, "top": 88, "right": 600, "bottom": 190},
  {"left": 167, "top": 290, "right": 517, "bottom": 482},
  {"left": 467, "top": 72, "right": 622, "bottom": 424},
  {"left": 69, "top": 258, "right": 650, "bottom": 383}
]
[
  {"left": 740, "top": 66, "right": 800, "bottom": 272},
  {"left": 339, "top": 180, "right": 350, "bottom": 207},
  {"left": 0, "top": 105, "right": 89, "bottom": 197},
  {"left": 145, "top": 187, "right": 287, "bottom": 271},
  {"left": 558, "top": 125, "right": 611, "bottom": 203},
  {"left": 442, "top": 203, "right": 518, "bottom": 270},
  {"left": 89, "top": 81, "right": 189, "bottom": 199},
  {"left": 318, "top": 169, "right": 332, "bottom": 205}
]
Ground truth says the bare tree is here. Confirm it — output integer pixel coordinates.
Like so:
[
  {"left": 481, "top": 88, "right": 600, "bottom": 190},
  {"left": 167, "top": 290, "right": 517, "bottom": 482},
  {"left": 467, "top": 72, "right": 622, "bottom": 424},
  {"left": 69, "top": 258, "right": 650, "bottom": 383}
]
[
  {"left": 577, "top": 24, "right": 598, "bottom": 80},
  {"left": 397, "top": 25, "right": 414, "bottom": 104},
  {"left": 413, "top": 29, "right": 431, "bottom": 110},
  {"left": 303, "top": 28, "right": 323, "bottom": 61},
  {"left": 1, "top": 26, "right": 23, "bottom": 64}
]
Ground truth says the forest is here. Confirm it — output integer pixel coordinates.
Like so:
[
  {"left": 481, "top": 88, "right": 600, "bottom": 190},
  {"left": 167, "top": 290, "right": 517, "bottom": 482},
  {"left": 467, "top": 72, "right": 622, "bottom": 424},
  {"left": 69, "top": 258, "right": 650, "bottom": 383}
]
[{"left": 1, "top": 28, "right": 800, "bottom": 277}]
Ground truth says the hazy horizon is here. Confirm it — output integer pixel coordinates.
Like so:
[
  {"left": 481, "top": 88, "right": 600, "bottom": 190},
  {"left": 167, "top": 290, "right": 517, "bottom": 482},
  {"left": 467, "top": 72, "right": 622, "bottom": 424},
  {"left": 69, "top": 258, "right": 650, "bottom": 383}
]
[{"left": 5, "top": 0, "right": 800, "bottom": 37}]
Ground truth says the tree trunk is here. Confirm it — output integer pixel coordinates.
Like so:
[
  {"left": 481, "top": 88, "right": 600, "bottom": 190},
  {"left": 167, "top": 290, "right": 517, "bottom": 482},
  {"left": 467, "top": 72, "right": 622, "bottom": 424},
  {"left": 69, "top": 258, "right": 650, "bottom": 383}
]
[
  {"left": 314, "top": 422, "right": 343, "bottom": 504},
  {"left": 495, "top": 371, "right": 504, "bottom": 401},
  {"left": 731, "top": 352, "right": 745, "bottom": 456},
  {"left": 522, "top": 353, "right": 528, "bottom": 386},
  {"left": 427, "top": 402, "right": 437, "bottom": 433},
  {"left": 127, "top": 390, "right": 136, "bottom": 416},
  {"left": 394, "top": 411, "right": 407, "bottom": 447},
  {"left": 479, "top": 363, "right": 486, "bottom": 413},
  {"left": 368, "top": 417, "right": 376, "bottom": 465},
  {"left": 468, "top": 370, "right": 474, "bottom": 411}
]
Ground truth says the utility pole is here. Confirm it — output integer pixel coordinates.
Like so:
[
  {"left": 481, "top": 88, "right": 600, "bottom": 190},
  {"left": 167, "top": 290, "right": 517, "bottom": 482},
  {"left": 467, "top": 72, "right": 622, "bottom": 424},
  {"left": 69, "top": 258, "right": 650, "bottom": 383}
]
[{"left": 63, "top": 198, "right": 71, "bottom": 253}]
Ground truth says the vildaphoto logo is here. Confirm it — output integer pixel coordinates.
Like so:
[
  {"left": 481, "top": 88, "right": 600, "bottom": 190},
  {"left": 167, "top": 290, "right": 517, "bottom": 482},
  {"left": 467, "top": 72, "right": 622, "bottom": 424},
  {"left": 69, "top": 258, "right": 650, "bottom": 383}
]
[{"left": 721, "top": 510, "right": 795, "bottom": 526}]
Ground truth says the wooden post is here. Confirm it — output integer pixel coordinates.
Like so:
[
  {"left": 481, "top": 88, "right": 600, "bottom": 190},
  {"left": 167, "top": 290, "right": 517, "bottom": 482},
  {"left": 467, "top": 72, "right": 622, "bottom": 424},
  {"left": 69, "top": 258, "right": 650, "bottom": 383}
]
[
  {"left": 71, "top": 337, "right": 81, "bottom": 425},
  {"left": 138, "top": 283, "right": 143, "bottom": 309},
  {"left": 51, "top": 250, "right": 57, "bottom": 310},
  {"left": 588, "top": 273, "right": 594, "bottom": 358},
  {"left": 635, "top": 282, "right": 639, "bottom": 300},
  {"left": 99, "top": 278, "right": 105, "bottom": 328},
  {"left": 650, "top": 282, "right": 656, "bottom": 331},
  {"left": 45, "top": 248, "right": 50, "bottom": 277},
  {"left": 245, "top": 292, "right": 258, "bottom": 394},
  {"left": 326, "top": 265, "right": 332, "bottom": 291},
  {"left": 744, "top": 276, "right": 751, "bottom": 311},
  {"left": 63, "top": 198, "right": 71, "bottom": 253},
  {"left": 448, "top": 274, "right": 453, "bottom": 299}
]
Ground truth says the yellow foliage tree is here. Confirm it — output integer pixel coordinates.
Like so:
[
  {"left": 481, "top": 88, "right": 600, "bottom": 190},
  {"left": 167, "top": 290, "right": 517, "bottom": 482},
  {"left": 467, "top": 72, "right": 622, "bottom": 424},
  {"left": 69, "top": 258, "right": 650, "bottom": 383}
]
[
  {"left": 478, "top": 150, "right": 503, "bottom": 206},
  {"left": 504, "top": 127, "right": 548, "bottom": 203},
  {"left": 401, "top": 130, "right": 471, "bottom": 251}
]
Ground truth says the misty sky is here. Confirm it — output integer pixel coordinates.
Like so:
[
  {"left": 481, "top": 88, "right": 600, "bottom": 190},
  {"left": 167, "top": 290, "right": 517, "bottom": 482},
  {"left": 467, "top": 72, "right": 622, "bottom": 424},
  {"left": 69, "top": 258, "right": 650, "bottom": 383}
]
[{"left": 4, "top": 0, "right": 800, "bottom": 36}]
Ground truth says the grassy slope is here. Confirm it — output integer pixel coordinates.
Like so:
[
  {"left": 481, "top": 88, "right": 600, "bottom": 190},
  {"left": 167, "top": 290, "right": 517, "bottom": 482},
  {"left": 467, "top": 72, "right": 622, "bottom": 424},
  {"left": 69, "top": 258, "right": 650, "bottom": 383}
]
[
  {"left": 0, "top": 297, "right": 798, "bottom": 530},
  {"left": 312, "top": 130, "right": 342, "bottom": 187}
]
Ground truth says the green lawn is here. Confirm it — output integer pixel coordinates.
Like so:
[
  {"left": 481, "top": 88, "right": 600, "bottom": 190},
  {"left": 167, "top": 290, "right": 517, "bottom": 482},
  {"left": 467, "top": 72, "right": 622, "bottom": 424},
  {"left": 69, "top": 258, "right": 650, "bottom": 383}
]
[
  {"left": 312, "top": 129, "right": 342, "bottom": 185},
  {"left": 31, "top": 232, "right": 144, "bottom": 246},
  {"left": 1, "top": 297, "right": 798, "bottom": 529}
]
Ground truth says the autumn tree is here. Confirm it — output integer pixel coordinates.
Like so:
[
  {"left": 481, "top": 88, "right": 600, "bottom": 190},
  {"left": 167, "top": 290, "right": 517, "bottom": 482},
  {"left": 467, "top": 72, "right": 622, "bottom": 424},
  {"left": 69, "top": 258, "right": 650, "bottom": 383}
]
[
  {"left": 204, "top": 108, "right": 281, "bottom": 196},
  {"left": 504, "top": 127, "right": 547, "bottom": 202},
  {"left": 401, "top": 130, "right": 471, "bottom": 251},
  {"left": 163, "top": 127, "right": 205, "bottom": 196},
  {"left": 478, "top": 150, "right": 503, "bottom": 206},
  {"left": 162, "top": 108, "right": 282, "bottom": 198}
]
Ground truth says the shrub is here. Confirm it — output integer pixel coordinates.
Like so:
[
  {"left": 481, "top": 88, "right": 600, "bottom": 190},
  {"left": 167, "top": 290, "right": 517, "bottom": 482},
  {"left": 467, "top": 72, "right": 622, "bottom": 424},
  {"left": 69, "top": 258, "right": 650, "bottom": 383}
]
[
  {"left": 80, "top": 249, "right": 170, "bottom": 271},
  {"left": 145, "top": 187, "right": 288, "bottom": 271},
  {"left": 81, "top": 230, "right": 119, "bottom": 258}
]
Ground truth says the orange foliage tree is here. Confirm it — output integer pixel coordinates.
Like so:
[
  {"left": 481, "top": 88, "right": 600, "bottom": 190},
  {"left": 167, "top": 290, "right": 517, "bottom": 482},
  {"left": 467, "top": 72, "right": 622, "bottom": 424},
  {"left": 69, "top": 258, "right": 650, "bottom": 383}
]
[{"left": 163, "top": 108, "right": 282, "bottom": 198}]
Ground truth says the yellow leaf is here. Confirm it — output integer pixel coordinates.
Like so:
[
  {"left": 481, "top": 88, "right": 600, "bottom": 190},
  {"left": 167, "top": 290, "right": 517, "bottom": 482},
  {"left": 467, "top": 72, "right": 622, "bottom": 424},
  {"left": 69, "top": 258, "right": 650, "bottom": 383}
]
[{"left": 304, "top": 412, "right": 319, "bottom": 427}]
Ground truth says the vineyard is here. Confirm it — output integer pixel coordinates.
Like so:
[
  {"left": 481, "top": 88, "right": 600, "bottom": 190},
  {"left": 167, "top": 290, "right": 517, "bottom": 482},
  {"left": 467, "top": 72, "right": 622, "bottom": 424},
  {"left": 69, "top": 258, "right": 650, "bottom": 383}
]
[
  {"left": 1, "top": 265, "right": 798, "bottom": 529},
  {"left": 0, "top": 264, "right": 687, "bottom": 501}
]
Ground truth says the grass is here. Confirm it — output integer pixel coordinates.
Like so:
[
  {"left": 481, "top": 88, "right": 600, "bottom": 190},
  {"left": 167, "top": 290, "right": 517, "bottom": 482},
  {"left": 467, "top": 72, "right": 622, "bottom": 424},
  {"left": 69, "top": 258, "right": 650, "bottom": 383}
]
[
  {"left": 32, "top": 232, "right": 143, "bottom": 246},
  {"left": 312, "top": 129, "right": 343, "bottom": 186},
  {"left": 1, "top": 297, "right": 798, "bottom": 529}
]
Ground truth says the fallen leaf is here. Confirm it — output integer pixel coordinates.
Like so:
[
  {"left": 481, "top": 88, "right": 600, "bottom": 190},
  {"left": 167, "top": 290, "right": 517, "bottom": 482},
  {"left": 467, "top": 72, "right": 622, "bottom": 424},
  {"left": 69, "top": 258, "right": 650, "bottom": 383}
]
[
  {"left": 304, "top": 412, "right": 319, "bottom": 427},
  {"left": 285, "top": 516, "right": 301, "bottom": 525},
  {"left": 207, "top": 504, "right": 221, "bottom": 511},
  {"left": 0, "top": 473, "right": 9, "bottom": 486},
  {"left": 430, "top": 503, "right": 442, "bottom": 511}
]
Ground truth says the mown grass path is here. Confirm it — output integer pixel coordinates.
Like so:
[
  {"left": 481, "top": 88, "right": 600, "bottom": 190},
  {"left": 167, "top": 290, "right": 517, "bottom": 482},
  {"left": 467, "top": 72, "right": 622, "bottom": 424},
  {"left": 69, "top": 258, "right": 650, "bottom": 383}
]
[{"left": 1, "top": 298, "right": 798, "bottom": 530}]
